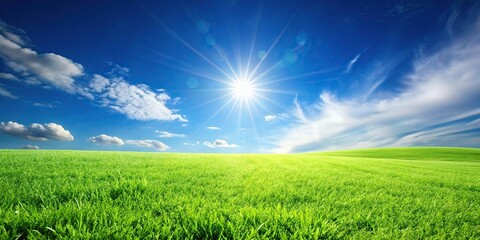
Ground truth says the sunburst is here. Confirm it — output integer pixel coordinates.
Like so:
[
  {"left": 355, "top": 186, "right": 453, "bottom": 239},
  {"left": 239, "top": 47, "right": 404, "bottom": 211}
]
[{"left": 230, "top": 78, "right": 257, "bottom": 100}]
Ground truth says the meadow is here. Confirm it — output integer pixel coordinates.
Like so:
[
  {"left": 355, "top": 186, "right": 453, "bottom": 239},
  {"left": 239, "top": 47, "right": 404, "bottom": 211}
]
[{"left": 0, "top": 147, "right": 479, "bottom": 239}]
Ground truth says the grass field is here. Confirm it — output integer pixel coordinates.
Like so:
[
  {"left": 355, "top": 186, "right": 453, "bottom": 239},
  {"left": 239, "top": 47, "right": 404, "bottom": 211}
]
[{"left": 1, "top": 147, "right": 479, "bottom": 239}]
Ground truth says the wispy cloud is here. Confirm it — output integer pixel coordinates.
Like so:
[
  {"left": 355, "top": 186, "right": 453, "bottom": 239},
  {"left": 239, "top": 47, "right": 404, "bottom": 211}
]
[
  {"left": 206, "top": 126, "right": 221, "bottom": 130},
  {"left": 359, "top": 61, "right": 392, "bottom": 100},
  {"left": 447, "top": 9, "right": 460, "bottom": 36},
  {"left": 274, "top": 21, "right": 480, "bottom": 153},
  {"left": 0, "top": 20, "right": 27, "bottom": 46},
  {"left": 385, "top": 1, "right": 425, "bottom": 19},
  {"left": 0, "top": 85, "right": 17, "bottom": 99},
  {"left": 156, "top": 130, "right": 185, "bottom": 138},
  {"left": 292, "top": 96, "right": 307, "bottom": 122},
  {"left": 345, "top": 53, "right": 362, "bottom": 73},
  {"left": 0, "top": 72, "right": 18, "bottom": 81}
]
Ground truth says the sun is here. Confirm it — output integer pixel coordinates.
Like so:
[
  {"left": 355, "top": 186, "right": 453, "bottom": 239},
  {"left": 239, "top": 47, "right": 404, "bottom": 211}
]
[{"left": 231, "top": 79, "right": 255, "bottom": 100}]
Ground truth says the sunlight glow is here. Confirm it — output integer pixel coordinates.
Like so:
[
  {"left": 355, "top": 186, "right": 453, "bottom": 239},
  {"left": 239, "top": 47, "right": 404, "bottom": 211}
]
[
  {"left": 232, "top": 79, "right": 255, "bottom": 99},
  {"left": 152, "top": 9, "right": 311, "bottom": 129}
]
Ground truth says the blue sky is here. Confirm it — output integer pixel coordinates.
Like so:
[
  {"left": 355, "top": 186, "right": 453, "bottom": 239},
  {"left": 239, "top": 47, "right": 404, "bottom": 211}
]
[{"left": 0, "top": 0, "right": 479, "bottom": 152}]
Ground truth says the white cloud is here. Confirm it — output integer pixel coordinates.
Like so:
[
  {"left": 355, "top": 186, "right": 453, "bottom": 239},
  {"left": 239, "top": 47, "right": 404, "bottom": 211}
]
[
  {"left": 90, "top": 74, "right": 187, "bottom": 122},
  {"left": 0, "top": 85, "right": 17, "bottom": 99},
  {"left": 273, "top": 24, "right": 480, "bottom": 153},
  {"left": 107, "top": 63, "right": 130, "bottom": 77},
  {"left": 33, "top": 102, "right": 55, "bottom": 108},
  {"left": 264, "top": 115, "right": 277, "bottom": 122},
  {"left": 89, "top": 74, "right": 110, "bottom": 93},
  {"left": 206, "top": 126, "right": 221, "bottom": 130},
  {"left": 156, "top": 130, "right": 185, "bottom": 138},
  {"left": 88, "top": 134, "right": 124, "bottom": 146},
  {"left": 204, "top": 139, "right": 238, "bottom": 148},
  {"left": 0, "top": 21, "right": 185, "bottom": 123},
  {"left": 22, "top": 144, "right": 39, "bottom": 150},
  {"left": 126, "top": 139, "right": 169, "bottom": 151},
  {"left": 0, "top": 121, "right": 74, "bottom": 141},
  {"left": 264, "top": 113, "right": 289, "bottom": 122},
  {"left": 0, "top": 33, "right": 84, "bottom": 92}
]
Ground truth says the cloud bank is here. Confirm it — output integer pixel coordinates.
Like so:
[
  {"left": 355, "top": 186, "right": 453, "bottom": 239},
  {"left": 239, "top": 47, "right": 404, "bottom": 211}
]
[
  {"left": 0, "top": 121, "right": 74, "bottom": 141},
  {"left": 0, "top": 21, "right": 186, "bottom": 123},
  {"left": 274, "top": 24, "right": 480, "bottom": 153}
]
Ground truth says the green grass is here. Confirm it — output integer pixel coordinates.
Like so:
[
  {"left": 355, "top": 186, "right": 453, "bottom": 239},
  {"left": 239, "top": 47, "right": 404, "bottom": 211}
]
[{"left": 0, "top": 147, "right": 479, "bottom": 239}]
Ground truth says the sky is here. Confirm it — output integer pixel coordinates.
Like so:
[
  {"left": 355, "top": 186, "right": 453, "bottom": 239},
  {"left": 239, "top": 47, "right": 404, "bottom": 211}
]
[{"left": 0, "top": 0, "right": 479, "bottom": 153}]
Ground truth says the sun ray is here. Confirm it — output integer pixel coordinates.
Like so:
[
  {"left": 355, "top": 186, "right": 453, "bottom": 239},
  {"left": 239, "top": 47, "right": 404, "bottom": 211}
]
[
  {"left": 245, "top": 1, "right": 264, "bottom": 79},
  {"left": 180, "top": 2, "right": 242, "bottom": 82},
  {"left": 253, "top": 92, "right": 296, "bottom": 115},
  {"left": 248, "top": 10, "right": 299, "bottom": 81},
  {"left": 160, "top": 23, "right": 236, "bottom": 81},
  {"left": 147, "top": 52, "right": 229, "bottom": 84},
  {"left": 188, "top": 96, "right": 238, "bottom": 138},
  {"left": 226, "top": 26, "right": 245, "bottom": 81},
  {"left": 244, "top": 99, "right": 262, "bottom": 147},
  {"left": 222, "top": 97, "right": 242, "bottom": 129},
  {"left": 250, "top": 44, "right": 303, "bottom": 83},
  {"left": 146, "top": 11, "right": 230, "bottom": 80},
  {"left": 211, "top": 44, "right": 241, "bottom": 81},
  {"left": 255, "top": 88, "right": 295, "bottom": 95},
  {"left": 181, "top": 92, "right": 231, "bottom": 112},
  {"left": 255, "top": 67, "right": 341, "bottom": 87},
  {"left": 209, "top": 96, "right": 238, "bottom": 120},
  {"left": 247, "top": 95, "right": 274, "bottom": 114}
]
